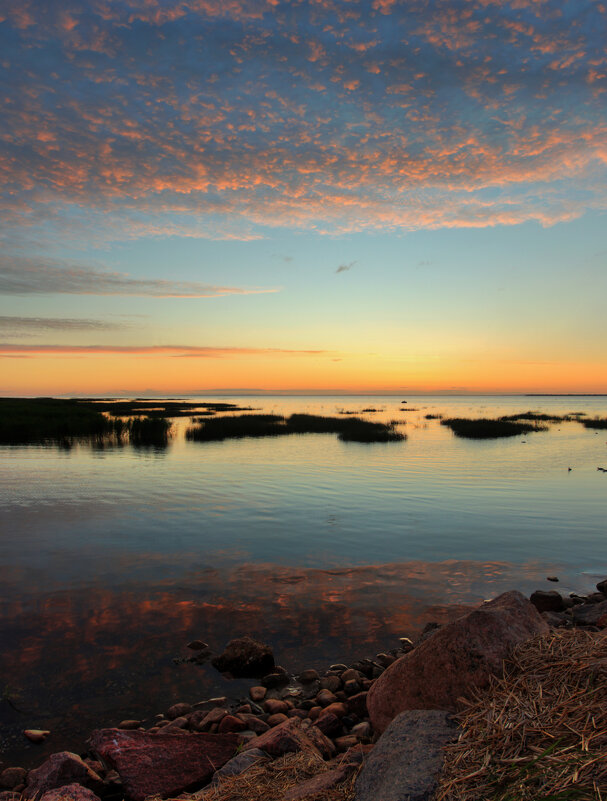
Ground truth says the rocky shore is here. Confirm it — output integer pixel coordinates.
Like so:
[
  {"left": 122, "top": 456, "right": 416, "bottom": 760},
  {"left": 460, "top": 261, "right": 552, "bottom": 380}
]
[{"left": 2, "top": 582, "right": 606, "bottom": 801}]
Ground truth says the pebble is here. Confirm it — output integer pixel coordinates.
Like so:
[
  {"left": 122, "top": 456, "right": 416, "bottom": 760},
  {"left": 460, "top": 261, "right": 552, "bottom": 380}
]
[
  {"left": 186, "top": 640, "right": 208, "bottom": 650},
  {"left": 335, "top": 734, "right": 359, "bottom": 751},
  {"left": 23, "top": 730, "right": 50, "bottom": 743},
  {"left": 249, "top": 686, "right": 267, "bottom": 702},
  {"left": 266, "top": 713, "right": 289, "bottom": 727},
  {"left": 316, "top": 689, "right": 338, "bottom": 707},
  {"left": 166, "top": 702, "right": 193, "bottom": 720},
  {"left": 263, "top": 698, "right": 289, "bottom": 715},
  {"left": 297, "top": 669, "right": 319, "bottom": 684},
  {"left": 118, "top": 719, "right": 142, "bottom": 730}
]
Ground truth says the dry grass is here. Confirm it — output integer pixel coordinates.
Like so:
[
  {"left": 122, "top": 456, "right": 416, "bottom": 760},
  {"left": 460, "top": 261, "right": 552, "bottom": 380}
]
[
  {"left": 178, "top": 750, "right": 358, "bottom": 801},
  {"left": 437, "top": 629, "right": 607, "bottom": 801}
]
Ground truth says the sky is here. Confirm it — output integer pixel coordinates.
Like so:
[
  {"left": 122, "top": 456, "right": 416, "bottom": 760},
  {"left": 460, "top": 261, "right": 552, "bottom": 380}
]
[{"left": 1, "top": 0, "right": 606, "bottom": 396}]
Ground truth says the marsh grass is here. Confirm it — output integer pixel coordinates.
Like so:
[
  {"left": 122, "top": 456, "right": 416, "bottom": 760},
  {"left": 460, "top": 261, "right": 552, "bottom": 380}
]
[
  {"left": 0, "top": 398, "right": 125, "bottom": 445},
  {"left": 126, "top": 416, "right": 172, "bottom": 447},
  {"left": 441, "top": 418, "right": 548, "bottom": 439},
  {"left": 86, "top": 400, "right": 253, "bottom": 417},
  {"left": 186, "top": 413, "right": 405, "bottom": 443},
  {"left": 500, "top": 412, "right": 574, "bottom": 423},
  {"left": 580, "top": 417, "right": 607, "bottom": 429}
]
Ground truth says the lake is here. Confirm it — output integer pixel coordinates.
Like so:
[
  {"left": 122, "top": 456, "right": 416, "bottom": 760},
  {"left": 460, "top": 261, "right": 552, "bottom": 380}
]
[{"left": 1, "top": 394, "right": 606, "bottom": 765}]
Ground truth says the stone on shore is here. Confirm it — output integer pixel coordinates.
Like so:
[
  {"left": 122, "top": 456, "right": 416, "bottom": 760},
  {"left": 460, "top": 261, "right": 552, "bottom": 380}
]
[
  {"left": 23, "top": 729, "right": 50, "bottom": 743},
  {"left": 0, "top": 769, "right": 27, "bottom": 791},
  {"left": 572, "top": 600, "right": 607, "bottom": 625},
  {"left": 40, "top": 785, "right": 101, "bottom": 801},
  {"left": 24, "top": 753, "right": 103, "bottom": 800},
  {"left": 367, "top": 591, "right": 548, "bottom": 733},
  {"left": 211, "top": 636, "right": 274, "bottom": 677},
  {"left": 242, "top": 717, "right": 323, "bottom": 758},
  {"left": 88, "top": 728, "right": 239, "bottom": 801},
  {"left": 354, "top": 710, "right": 456, "bottom": 801},
  {"left": 530, "top": 590, "right": 564, "bottom": 613}
]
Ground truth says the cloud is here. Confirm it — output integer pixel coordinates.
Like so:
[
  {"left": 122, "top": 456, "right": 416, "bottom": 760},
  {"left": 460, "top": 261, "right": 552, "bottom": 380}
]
[
  {"left": 336, "top": 261, "right": 356, "bottom": 274},
  {"left": 0, "top": 315, "right": 125, "bottom": 333},
  {"left": 0, "top": 257, "right": 279, "bottom": 298},
  {"left": 0, "top": 344, "right": 331, "bottom": 358}
]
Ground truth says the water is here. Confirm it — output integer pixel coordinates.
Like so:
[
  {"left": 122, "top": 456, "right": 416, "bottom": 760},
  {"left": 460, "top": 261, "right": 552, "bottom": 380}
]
[{"left": 1, "top": 395, "right": 606, "bottom": 765}]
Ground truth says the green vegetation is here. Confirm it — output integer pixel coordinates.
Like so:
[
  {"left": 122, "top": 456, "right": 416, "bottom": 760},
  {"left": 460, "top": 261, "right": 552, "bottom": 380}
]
[
  {"left": 441, "top": 417, "right": 548, "bottom": 439},
  {"left": 186, "top": 413, "right": 405, "bottom": 443}
]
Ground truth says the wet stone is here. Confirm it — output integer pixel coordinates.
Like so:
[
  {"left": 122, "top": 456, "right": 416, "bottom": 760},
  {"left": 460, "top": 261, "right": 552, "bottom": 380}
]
[{"left": 249, "top": 686, "right": 267, "bottom": 702}]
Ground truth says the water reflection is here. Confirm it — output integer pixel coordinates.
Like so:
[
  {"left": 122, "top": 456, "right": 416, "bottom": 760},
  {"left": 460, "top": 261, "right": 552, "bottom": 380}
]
[{"left": 0, "top": 557, "right": 565, "bottom": 767}]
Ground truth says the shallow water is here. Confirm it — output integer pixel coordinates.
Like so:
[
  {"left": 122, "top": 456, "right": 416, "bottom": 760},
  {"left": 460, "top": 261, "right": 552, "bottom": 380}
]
[{"left": 1, "top": 395, "right": 606, "bottom": 764}]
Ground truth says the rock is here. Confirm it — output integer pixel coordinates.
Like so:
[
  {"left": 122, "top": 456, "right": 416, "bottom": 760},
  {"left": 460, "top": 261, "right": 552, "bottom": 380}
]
[
  {"left": 344, "top": 679, "right": 360, "bottom": 695},
  {"left": 166, "top": 702, "right": 193, "bottom": 719},
  {"left": 342, "top": 744, "right": 375, "bottom": 764},
  {"left": 300, "top": 719, "right": 336, "bottom": 758},
  {"left": 319, "top": 676, "right": 341, "bottom": 693},
  {"left": 88, "top": 728, "right": 239, "bottom": 801},
  {"left": 191, "top": 707, "right": 228, "bottom": 731},
  {"left": 211, "top": 636, "right": 274, "bottom": 677},
  {"left": 375, "top": 653, "right": 396, "bottom": 668},
  {"left": 117, "top": 719, "right": 141, "bottom": 730},
  {"left": 316, "top": 689, "right": 337, "bottom": 707},
  {"left": 261, "top": 672, "right": 289, "bottom": 689},
  {"left": 354, "top": 710, "right": 456, "bottom": 801},
  {"left": 572, "top": 600, "right": 607, "bottom": 625},
  {"left": 587, "top": 592, "right": 607, "bottom": 603},
  {"left": 347, "top": 692, "right": 368, "bottom": 718},
  {"left": 267, "top": 713, "right": 289, "bottom": 727},
  {"left": 0, "top": 793, "right": 21, "bottom": 801},
  {"left": 1, "top": 768, "right": 27, "bottom": 790},
  {"left": 263, "top": 698, "right": 289, "bottom": 715},
  {"left": 367, "top": 590, "right": 548, "bottom": 733},
  {"left": 308, "top": 706, "right": 322, "bottom": 720},
  {"left": 23, "top": 729, "right": 50, "bottom": 743},
  {"left": 40, "top": 785, "right": 101, "bottom": 801},
  {"left": 241, "top": 717, "right": 322, "bottom": 758},
  {"left": 597, "top": 579, "right": 607, "bottom": 596},
  {"left": 351, "top": 722, "right": 371, "bottom": 738},
  {"left": 283, "top": 764, "right": 355, "bottom": 800},
  {"left": 24, "top": 752, "right": 103, "bottom": 799},
  {"left": 530, "top": 590, "right": 565, "bottom": 612},
  {"left": 163, "top": 715, "right": 189, "bottom": 730},
  {"left": 297, "top": 669, "right": 319, "bottom": 684},
  {"left": 335, "top": 735, "right": 359, "bottom": 751},
  {"left": 249, "top": 686, "right": 267, "bottom": 702},
  {"left": 187, "top": 640, "right": 208, "bottom": 650},
  {"left": 218, "top": 715, "right": 247, "bottom": 733},
  {"left": 324, "top": 702, "right": 348, "bottom": 718},
  {"left": 288, "top": 709, "right": 308, "bottom": 720},
  {"left": 314, "top": 712, "right": 341, "bottom": 736},
  {"left": 211, "top": 749, "right": 269, "bottom": 786},
  {"left": 541, "top": 611, "right": 568, "bottom": 627},
  {"left": 239, "top": 714, "right": 270, "bottom": 734},
  {"left": 193, "top": 696, "right": 228, "bottom": 710}
]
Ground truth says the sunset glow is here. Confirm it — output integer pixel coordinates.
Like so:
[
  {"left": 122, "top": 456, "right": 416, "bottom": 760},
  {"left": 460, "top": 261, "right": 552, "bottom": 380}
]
[{"left": 1, "top": 0, "right": 606, "bottom": 394}]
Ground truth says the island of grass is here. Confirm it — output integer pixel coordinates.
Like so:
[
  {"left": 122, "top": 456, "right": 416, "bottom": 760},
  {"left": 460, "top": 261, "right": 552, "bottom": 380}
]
[
  {"left": 441, "top": 417, "right": 548, "bottom": 439},
  {"left": 0, "top": 398, "right": 171, "bottom": 446},
  {"left": 186, "top": 413, "right": 405, "bottom": 443},
  {"left": 580, "top": 417, "right": 607, "bottom": 429}
]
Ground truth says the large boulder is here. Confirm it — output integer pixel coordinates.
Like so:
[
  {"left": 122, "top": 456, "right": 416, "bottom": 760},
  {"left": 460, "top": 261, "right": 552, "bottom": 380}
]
[
  {"left": 211, "top": 636, "right": 274, "bottom": 677},
  {"left": 354, "top": 710, "right": 456, "bottom": 801},
  {"left": 367, "top": 591, "right": 548, "bottom": 733},
  {"left": 24, "top": 753, "right": 103, "bottom": 799},
  {"left": 88, "top": 728, "right": 239, "bottom": 801}
]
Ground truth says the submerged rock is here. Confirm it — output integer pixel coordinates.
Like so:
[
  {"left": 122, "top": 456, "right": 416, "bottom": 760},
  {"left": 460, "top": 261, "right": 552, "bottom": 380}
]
[{"left": 211, "top": 636, "right": 274, "bottom": 677}]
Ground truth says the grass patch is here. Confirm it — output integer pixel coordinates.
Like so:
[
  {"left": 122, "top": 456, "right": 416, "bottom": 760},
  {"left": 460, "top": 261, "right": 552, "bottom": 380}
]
[
  {"left": 85, "top": 400, "right": 253, "bottom": 417},
  {"left": 580, "top": 417, "right": 607, "bottom": 430},
  {"left": 425, "top": 413, "right": 443, "bottom": 420},
  {"left": 186, "top": 413, "right": 405, "bottom": 443},
  {"left": 441, "top": 418, "right": 548, "bottom": 439},
  {"left": 183, "top": 750, "right": 359, "bottom": 801},
  {"left": 500, "top": 412, "right": 573, "bottom": 423},
  {"left": 0, "top": 397, "right": 125, "bottom": 445},
  {"left": 126, "top": 417, "right": 172, "bottom": 447},
  {"left": 437, "top": 629, "right": 607, "bottom": 801}
]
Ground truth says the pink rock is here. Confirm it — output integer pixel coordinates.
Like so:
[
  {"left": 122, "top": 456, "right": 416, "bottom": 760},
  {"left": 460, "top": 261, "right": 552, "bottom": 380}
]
[
  {"left": 40, "top": 784, "right": 101, "bottom": 801},
  {"left": 217, "top": 715, "right": 247, "bottom": 733},
  {"left": 88, "top": 728, "right": 239, "bottom": 801},
  {"left": 368, "top": 591, "right": 548, "bottom": 733},
  {"left": 24, "top": 753, "right": 102, "bottom": 800},
  {"left": 241, "top": 717, "right": 322, "bottom": 758}
]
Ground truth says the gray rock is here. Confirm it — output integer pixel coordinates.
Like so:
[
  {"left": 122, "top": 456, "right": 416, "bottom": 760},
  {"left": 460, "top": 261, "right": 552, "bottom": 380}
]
[
  {"left": 530, "top": 590, "right": 564, "bottom": 613},
  {"left": 354, "top": 710, "right": 456, "bottom": 801},
  {"left": 572, "top": 600, "right": 607, "bottom": 625},
  {"left": 210, "top": 749, "right": 268, "bottom": 785},
  {"left": 597, "top": 579, "right": 607, "bottom": 596}
]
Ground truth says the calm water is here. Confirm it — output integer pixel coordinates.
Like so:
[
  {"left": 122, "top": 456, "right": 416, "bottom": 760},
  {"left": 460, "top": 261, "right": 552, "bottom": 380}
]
[{"left": 1, "top": 394, "right": 606, "bottom": 765}]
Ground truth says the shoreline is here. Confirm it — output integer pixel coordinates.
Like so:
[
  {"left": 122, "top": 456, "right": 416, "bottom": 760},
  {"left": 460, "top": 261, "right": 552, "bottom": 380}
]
[{"left": 3, "top": 585, "right": 606, "bottom": 800}]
